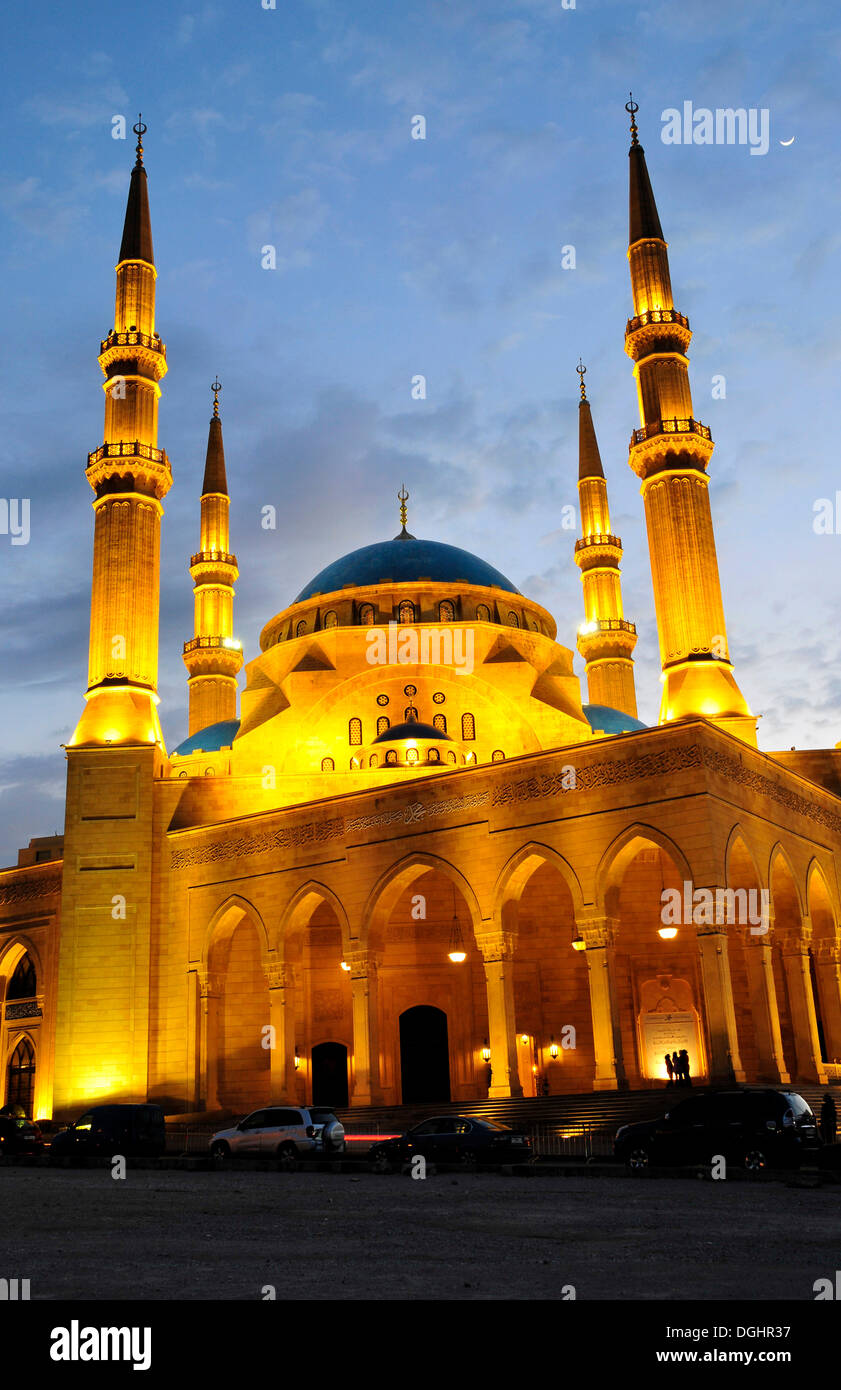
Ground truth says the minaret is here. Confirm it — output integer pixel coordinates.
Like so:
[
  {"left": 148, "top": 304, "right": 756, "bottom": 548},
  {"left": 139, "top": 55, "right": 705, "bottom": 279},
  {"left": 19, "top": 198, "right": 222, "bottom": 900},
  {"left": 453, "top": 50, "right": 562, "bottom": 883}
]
[
  {"left": 574, "top": 362, "right": 638, "bottom": 717},
  {"left": 69, "top": 116, "right": 171, "bottom": 747},
  {"left": 182, "top": 380, "right": 242, "bottom": 735},
  {"left": 623, "top": 97, "right": 756, "bottom": 746}
]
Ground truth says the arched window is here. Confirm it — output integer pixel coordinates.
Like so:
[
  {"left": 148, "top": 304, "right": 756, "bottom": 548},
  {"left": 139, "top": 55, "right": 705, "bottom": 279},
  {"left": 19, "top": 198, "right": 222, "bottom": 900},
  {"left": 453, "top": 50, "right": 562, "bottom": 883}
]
[
  {"left": 385, "top": 750, "right": 398, "bottom": 766},
  {"left": 461, "top": 712, "right": 475, "bottom": 741},
  {"left": 433, "top": 713, "right": 447, "bottom": 734},
  {"left": 477, "top": 604, "right": 491, "bottom": 622},
  {"left": 369, "top": 754, "right": 378, "bottom": 768},
  {"left": 398, "top": 600, "right": 415, "bottom": 625},
  {"left": 438, "top": 600, "right": 455, "bottom": 622},
  {"left": 324, "top": 611, "right": 337, "bottom": 629},
  {"left": 350, "top": 756, "right": 360, "bottom": 770},
  {"left": 491, "top": 750, "right": 505, "bottom": 762},
  {"left": 204, "top": 767, "right": 215, "bottom": 778},
  {"left": 7, "top": 1037, "right": 35, "bottom": 1114},
  {"left": 349, "top": 718, "right": 362, "bottom": 746},
  {"left": 8, "top": 956, "right": 36, "bottom": 1000},
  {"left": 406, "top": 747, "right": 419, "bottom": 764},
  {"left": 377, "top": 716, "right": 390, "bottom": 736},
  {"left": 506, "top": 611, "right": 519, "bottom": 628},
  {"left": 359, "top": 604, "right": 375, "bottom": 626},
  {"left": 321, "top": 757, "right": 335, "bottom": 771},
  {"left": 428, "top": 748, "right": 440, "bottom": 763},
  {"left": 404, "top": 705, "right": 418, "bottom": 722},
  {"left": 296, "top": 619, "right": 308, "bottom": 636},
  {"left": 465, "top": 751, "right": 476, "bottom": 765},
  {"left": 447, "top": 750, "right": 457, "bottom": 764}
]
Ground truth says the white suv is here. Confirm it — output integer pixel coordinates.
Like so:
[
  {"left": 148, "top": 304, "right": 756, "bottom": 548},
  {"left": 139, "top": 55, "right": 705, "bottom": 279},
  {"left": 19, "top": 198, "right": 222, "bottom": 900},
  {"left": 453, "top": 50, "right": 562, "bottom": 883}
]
[{"left": 209, "top": 1106, "right": 345, "bottom": 1168}]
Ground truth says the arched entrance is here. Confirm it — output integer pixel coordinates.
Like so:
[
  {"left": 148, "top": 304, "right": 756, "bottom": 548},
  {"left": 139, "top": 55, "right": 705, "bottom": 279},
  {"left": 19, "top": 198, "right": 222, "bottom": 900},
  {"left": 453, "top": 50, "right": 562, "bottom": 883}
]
[
  {"left": 399, "top": 1005, "right": 450, "bottom": 1103},
  {"left": 6, "top": 1038, "right": 35, "bottom": 1114},
  {"left": 312, "top": 1042, "right": 349, "bottom": 1107}
]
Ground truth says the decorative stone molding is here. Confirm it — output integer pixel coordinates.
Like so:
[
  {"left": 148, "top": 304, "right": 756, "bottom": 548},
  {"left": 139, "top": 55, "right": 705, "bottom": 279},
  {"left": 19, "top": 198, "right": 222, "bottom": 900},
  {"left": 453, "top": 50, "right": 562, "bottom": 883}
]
[
  {"left": 171, "top": 817, "right": 345, "bottom": 870},
  {"left": 264, "top": 962, "right": 297, "bottom": 991},
  {"left": 491, "top": 744, "right": 703, "bottom": 809},
  {"left": 5, "top": 1001, "right": 42, "bottom": 1020},
  {"left": 475, "top": 931, "right": 516, "bottom": 963},
  {"left": 0, "top": 875, "right": 61, "bottom": 906}
]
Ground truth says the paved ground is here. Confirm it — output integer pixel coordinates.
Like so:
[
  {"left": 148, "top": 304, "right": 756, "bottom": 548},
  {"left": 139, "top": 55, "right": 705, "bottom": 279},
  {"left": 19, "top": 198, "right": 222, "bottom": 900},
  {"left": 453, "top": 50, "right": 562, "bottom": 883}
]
[{"left": 1, "top": 1165, "right": 838, "bottom": 1300}]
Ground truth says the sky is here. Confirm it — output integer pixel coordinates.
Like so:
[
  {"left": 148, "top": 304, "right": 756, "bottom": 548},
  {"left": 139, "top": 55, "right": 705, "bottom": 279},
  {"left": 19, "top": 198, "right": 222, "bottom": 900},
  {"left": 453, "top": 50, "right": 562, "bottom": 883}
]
[{"left": 1, "top": 0, "right": 839, "bottom": 867}]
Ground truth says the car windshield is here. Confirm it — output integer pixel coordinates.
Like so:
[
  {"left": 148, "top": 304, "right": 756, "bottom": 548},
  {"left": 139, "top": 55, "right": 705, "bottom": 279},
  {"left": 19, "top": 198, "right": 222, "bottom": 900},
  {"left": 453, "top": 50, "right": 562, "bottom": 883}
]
[
  {"left": 309, "top": 1111, "right": 336, "bottom": 1124},
  {"left": 782, "top": 1093, "right": 813, "bottom": 1117},
  {"left": 470, "top": 1118, "right": 510, "bottom": 1131}
]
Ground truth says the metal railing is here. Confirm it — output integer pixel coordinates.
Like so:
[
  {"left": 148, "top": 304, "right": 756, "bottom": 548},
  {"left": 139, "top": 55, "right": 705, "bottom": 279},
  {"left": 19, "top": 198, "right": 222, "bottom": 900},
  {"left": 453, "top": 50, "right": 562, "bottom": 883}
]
[
  {"left": 631, "top": 418, "right": 712, "bottom": 446},
  {"left": 87, "top": 441, "right": 169, "bottom": 467},
  {"left": 625, "top": 307, "right": 689, "bottom": 335},
  {"left": 190, "top": 551, "right": 237, "bottom": 568},
  {"left": 574, "top": 533, "right": 620, "bottom": 551},
  {"left": 100, "top": 330, "right": 166, "bottom": 357}
]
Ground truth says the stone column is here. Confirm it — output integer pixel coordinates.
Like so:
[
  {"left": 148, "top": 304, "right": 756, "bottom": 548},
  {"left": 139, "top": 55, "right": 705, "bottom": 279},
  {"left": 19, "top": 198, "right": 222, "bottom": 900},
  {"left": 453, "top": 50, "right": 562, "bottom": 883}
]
[
  {"left": 743, "top": 938, "right": 790, "bottom": 1084},
  {"left": 265, "top": 963, "right": 299, "bottom": 1104},
  {"left": 812, "top": 944, "right": 841, "bottom": 1065},
  {"left": 580, "top": 914, "right": 626, "bottom": 1092},
  {"left": 476, "top": 930, "right": 523, "bottom": 1098},
  {"left": 697, "top": 928, "right": 746, "bottom": 1083},
  {"left": 782, "top": 942, "right": 827, "bottom": 1083},
  {"left": 349, "top": 951, "right": 380, "bottom": 1106},
  {"left": 198, "top": 968, "right": 221, "bottom": 1113}
]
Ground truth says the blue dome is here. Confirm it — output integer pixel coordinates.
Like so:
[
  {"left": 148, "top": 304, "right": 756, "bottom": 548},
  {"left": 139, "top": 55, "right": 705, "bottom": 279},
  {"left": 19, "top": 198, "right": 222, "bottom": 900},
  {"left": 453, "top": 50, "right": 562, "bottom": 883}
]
[
  {"left": 584, "top": 704, "right": 647, "bottom": 736},
  {"left": 172, "top": 719, "right": 241, "bottom": 756},
  {"left": 294, "top": 536, "right": 520, "bottom": 603},
  {"left": 373, "top": 720, "right": 452, "bottom": 744}
]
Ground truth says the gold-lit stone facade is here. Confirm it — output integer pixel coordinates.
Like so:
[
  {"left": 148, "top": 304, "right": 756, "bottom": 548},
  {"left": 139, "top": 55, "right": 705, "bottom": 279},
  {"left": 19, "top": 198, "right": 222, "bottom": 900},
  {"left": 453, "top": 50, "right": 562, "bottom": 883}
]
[{"left": 2, "top": 111, "right": 841, "bottom": 1123}]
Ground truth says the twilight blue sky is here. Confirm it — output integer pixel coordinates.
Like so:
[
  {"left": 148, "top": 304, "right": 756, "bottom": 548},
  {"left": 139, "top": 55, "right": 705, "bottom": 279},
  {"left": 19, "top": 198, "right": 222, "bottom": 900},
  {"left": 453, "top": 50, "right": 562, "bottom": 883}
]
[{"left": 1, "top": 0, "right": 839, "bottom": 866}]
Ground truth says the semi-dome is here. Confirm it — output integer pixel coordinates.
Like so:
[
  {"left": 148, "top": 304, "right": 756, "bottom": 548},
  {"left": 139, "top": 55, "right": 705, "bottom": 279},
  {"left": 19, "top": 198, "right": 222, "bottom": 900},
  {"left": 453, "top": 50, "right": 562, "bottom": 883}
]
[
  {"left": 372, "top": 719, "right": 453, "bottom": 744},
  {"left": 583, "top": 704, "right": 647, "bottom": 736},
  {"left": 172, "top": 719, "right": 241, "bottom": 756},
  {"left": 294, "top": 535, "right": 520, "bottom": 603}
]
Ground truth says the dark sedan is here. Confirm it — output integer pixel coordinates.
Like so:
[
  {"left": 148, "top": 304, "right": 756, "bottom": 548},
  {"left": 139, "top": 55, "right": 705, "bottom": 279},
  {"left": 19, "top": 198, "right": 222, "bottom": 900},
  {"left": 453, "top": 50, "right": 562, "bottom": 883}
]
[
  {"left": 0, "top": 1114, "right": 43, "bottom": 1156},
  {"left": 369, "top": 1115, "right": 532, "bottom": 1171},
  {"left": 615, "top": 1088, "right": 819, "bottom": 1172}
]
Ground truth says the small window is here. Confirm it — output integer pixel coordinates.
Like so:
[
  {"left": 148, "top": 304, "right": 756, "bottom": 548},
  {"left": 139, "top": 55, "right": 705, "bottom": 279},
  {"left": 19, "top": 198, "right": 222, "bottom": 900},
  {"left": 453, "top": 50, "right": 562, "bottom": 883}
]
[
  {"left": 406, "top": 747, "right": 418, "bottom": 764},
  {"left": 350, "top": 756, "right": 360, "bottom": 769},
  {"left": 398, "top": 601, "right": 415, "bottom": 625},
  {"left": 377, "top": 716, "right": 390, "bottom": 736},
  {"left": 465, "top": 751, "right": 476, "bottom": 764},
  {"left": 324, "top": 611, "right": 337, "bottom": 629},
  {"left": 296, "top": 619, "right": 308, "bottom": 636},
  {"left": 433, "top": 713, "right": 447, "bottom": 733},
  {"left": 404, "top": 705, "right": 418, "bottom": 722},
  {"left": 178, "top": 770, "right": 187, "bottom": 779},
  {"left": 462, "top": 712, "right": 475, "bottom": 741},
  {"left": 477, "top": 604, "right": 491, "bottom": 622},
  {"left": 376, "top": 693, "right": 389, "bottom": 707},
  {"left": 491, "top": 750, "right": 505, "bottom": 762},
  {"left": 447, "top": 750, "right": 457, "bottom": 764},
  {"left": 359, "top": 604, "right": 375, "bottom": 625},
  {"left": 438, "top": 600, "right": 455, "bottom": 622},
  {"left": 428, "top": 748, "right": 440, "bottom": 763},
  {"left": 8, "top": 956, "right": 36, "bottom": 1000},
  {"left": 507, "top": 611, "right": 519, "bottom": 628},
  {"left": 432, "top": 692, "right": 445, "bottom": 705},
  {"left": 369, "top": 753, "right": 378, "bottom": 768},
  {"left": 321, "top": 757, "right": 334, "bottom": 772},
  {"left": 349, "top": 718, "right": 362, "bottom": 746},
  {"left": 204, "top": 767, "right": 215, "bottom": 777},
  {"left": 385, "top": 750, "right": 398, "bottom": 766},
  {"left": 403, "top": 684, "right": 417, "bottom": 697}
]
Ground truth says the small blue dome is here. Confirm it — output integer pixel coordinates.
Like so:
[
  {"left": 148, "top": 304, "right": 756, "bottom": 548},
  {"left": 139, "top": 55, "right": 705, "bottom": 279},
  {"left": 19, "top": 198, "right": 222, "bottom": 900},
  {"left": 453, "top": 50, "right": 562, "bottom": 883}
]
[
  {"left": 373, "top": 720, "right": 452, "bottom": 744},
  {"left": 584, "top": 704, "right": 647, "bottom": 736},
  {"left": 172, "top": 719, "right": 241, "bottom": 756},
  {"left": 294, "top": 536, "right": 520, "bottom": 603}
]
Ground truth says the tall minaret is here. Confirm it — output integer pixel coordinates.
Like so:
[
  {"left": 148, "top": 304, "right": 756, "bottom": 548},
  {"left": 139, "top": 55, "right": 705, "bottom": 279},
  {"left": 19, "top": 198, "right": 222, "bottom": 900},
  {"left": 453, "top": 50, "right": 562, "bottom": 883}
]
[
  {"left": 623, "top": 97, "right": 756, "bottom": 746},
  {"left": 69, "top": 116, "right": 171, "bottom": 748},
  {"left": 574, "top": 363, "right": 638, "bottom": 718},
  {"left": 182, "top": 380, "right": 242, "bottom": 735}
]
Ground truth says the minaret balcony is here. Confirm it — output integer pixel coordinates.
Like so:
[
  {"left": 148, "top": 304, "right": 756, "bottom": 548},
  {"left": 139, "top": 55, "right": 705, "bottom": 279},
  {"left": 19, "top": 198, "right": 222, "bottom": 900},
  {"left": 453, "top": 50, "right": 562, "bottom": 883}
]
[
  {"left": 182, "top": 635, "right": 243, "bottom": 678},
  {"left": 574, "top": 533, "right": 623, "bottom": 570},
  {"left": 86, "top": 440, "right": 172, "bottom": 499},
  {"left": 99, "top": 330, "right": 167, "bottom": 382},
  {"left": 189, "top": 550, "right": 239, "bottom": 584},
  {"left": 628, "top": 418, "right": 714, "bottom": 479},
  {"left": 624, "top": 307, "right": 691, "bottom": 361},
  {"left": 577, "top": 617, "right": 638, "bottom": 661}
]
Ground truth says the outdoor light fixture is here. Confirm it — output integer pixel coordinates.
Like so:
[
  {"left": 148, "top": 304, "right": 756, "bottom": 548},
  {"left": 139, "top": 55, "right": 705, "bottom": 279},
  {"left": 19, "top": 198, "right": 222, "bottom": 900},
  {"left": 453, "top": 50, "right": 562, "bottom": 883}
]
[
  {"left": 572, "top": 935, "right": 586, "bottom": 951},
  {"left": 658, "top": 926, "right": 678, "bottom": 940},
  {"left": 481, "top": 1038, "right": 491, "bottom": 1063},
  {"left": 340, "top": 960, "right": 351, "bottom": 972},
  {"left": 448, "top": 888, "right": 466, "bottom": 963},
  {"left": 549, "top": 1036, "right": 559, "bottom": 1060},
  {"left": 520, "top": 1034, "right": 529, "bottom": 1046},
  {"left": 294, "top": 1046, "right": 301, "bottom": 1070}
]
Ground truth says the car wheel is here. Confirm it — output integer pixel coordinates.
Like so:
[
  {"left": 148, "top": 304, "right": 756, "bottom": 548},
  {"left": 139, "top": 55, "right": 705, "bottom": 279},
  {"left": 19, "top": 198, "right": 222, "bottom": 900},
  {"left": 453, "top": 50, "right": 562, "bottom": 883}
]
[
  {"left": 458, "top": 1149, "right": 478, "bottom": 1170},
  {"left": 370, "top": 1149, "right": 392, "bottom": 1175},
  {"left": 743, "top": 1148, "right": 767, "bottom": 1173},
  {"left": 277, "top": 1142, "right": 298, "bottom": 1172},
  {"left": 210, "top": 1141, "right": 230, "bottom": 1168},
  {"left": 627, "top": 1146, "right": 650, "bottom": 1172}
]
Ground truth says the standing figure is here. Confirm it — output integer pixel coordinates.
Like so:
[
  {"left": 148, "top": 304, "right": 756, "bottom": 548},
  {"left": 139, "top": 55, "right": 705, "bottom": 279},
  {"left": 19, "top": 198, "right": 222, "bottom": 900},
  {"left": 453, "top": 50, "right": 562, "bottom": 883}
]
[
  {"left": 679, "top": 1049, "right": 691, "bottom": 1086},
  {"left": 664, "top": 1053, "right": 674, "bottom": 1086},
  {"left": 820, "top": 1093, "right": 837, "bottom": 1146}
]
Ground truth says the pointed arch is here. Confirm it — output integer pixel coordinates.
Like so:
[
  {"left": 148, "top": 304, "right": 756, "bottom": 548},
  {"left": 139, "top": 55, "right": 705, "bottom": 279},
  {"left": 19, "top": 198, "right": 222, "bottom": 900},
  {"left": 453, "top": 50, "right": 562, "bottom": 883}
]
[
  {"left": 279, "top": 880, "right": 351, "bottom": 957},
  {"left": 361, "top": 851, "right": 484, "bottom": 949},
  {"left": 724, "top": 824, "right": 764, "bottom": 890},
  {"left": 768, "top": 842, "right": 805, "bottom": 917},
  {"left": 596, "top": 822, "right": 694, "bottom": 916},
  {"left": 805, "top": 858, "right": 839, "bottom": 945},
  {"left": 201, "top": 894, "right": 270, "bottom": 969},
  {"left": 0, "top": 935, "right": 44, "bottom": 986},
  {"left": 493, "top": 841, "right": 585, "bottom": 919}
]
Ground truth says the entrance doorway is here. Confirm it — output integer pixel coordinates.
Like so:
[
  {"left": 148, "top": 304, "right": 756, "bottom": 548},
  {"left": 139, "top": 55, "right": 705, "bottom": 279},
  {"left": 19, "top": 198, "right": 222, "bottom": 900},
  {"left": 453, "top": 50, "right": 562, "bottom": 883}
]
[
  {"left": 399, "top": 1006, "right": 450, "bottom": 1103},
  {"left": 311, "top": 1042, "right": 349, "bottom": 1107}
]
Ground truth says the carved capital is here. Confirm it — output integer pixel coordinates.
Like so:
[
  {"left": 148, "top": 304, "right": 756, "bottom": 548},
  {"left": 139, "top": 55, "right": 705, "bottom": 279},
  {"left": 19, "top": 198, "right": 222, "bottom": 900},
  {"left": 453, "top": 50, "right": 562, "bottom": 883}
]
[
  {"left": 265, "top": 960, "right": 297, "bottom": 991},
  {"left": 576, "top": 913, "right": 619, "bottom": 950},
  {"left": 475, "top": 930, "right": 516, "bottom": 964},
  {"left": 347, "top": 950, "right": 379, "bottom": 980}
]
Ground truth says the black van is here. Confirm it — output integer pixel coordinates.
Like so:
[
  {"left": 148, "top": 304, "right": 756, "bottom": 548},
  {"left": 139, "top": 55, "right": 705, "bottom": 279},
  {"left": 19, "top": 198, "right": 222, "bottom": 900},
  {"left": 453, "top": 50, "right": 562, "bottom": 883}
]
[{"left": 49, "top": 1104, "right": 166, "bottom": 1159}]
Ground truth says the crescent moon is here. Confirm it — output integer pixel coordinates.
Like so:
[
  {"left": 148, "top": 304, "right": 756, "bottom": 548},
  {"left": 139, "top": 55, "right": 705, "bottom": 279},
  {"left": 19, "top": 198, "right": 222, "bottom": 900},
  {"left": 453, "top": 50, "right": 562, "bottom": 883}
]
[{"left": 780, "top": 136, "right": 795, "bottom": 146}]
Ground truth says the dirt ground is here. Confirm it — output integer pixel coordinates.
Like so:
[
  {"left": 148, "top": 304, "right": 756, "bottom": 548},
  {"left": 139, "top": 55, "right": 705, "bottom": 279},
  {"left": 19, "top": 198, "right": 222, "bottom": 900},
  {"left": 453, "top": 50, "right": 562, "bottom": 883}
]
[{"left": 0, "top": 1165, "right": 837, "bottom": 1301}]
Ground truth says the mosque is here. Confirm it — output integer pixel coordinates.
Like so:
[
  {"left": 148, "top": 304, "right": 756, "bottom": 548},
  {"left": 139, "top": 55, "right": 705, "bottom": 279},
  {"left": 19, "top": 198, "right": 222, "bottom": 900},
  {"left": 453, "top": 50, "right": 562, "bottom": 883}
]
[{"left": 3, "top": 103, "right": 841, "bottom": 1121}]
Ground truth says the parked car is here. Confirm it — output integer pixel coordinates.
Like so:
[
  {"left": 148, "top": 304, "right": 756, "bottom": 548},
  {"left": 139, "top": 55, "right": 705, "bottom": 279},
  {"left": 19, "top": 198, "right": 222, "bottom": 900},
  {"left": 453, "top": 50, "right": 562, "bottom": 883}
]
[
  {"left": 49, "top": 1104, "right": 166, "bottom": 1160},
  {"left": 209, "top": 1106, "right": 346, "bottom": 1167},
  {"left": 369, "top": 1115, "right": 533, "bottom": 1172},
  {"left": 0, "top": 1114, "right": 43, "bottom": 1156},
  {"left": 615, "top": 1089, "right": 819, "bottom": 1172}
]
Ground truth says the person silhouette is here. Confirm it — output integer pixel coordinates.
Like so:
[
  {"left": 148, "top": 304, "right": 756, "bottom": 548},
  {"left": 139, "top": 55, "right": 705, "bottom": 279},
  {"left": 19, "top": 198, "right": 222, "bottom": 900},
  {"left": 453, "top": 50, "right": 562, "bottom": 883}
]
[
  {"left": 664, "top": 1053, "right": 674, "bottom": 1086},
  {"left": 671, "top": 1051, "right": 682, "bottom": 1086},
  {"left": 820, "top": 1093, "right": 837, "bottom": 1146},
  {"left": 679, "top": 1049, "right": 691, "bottom": 1086}
]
